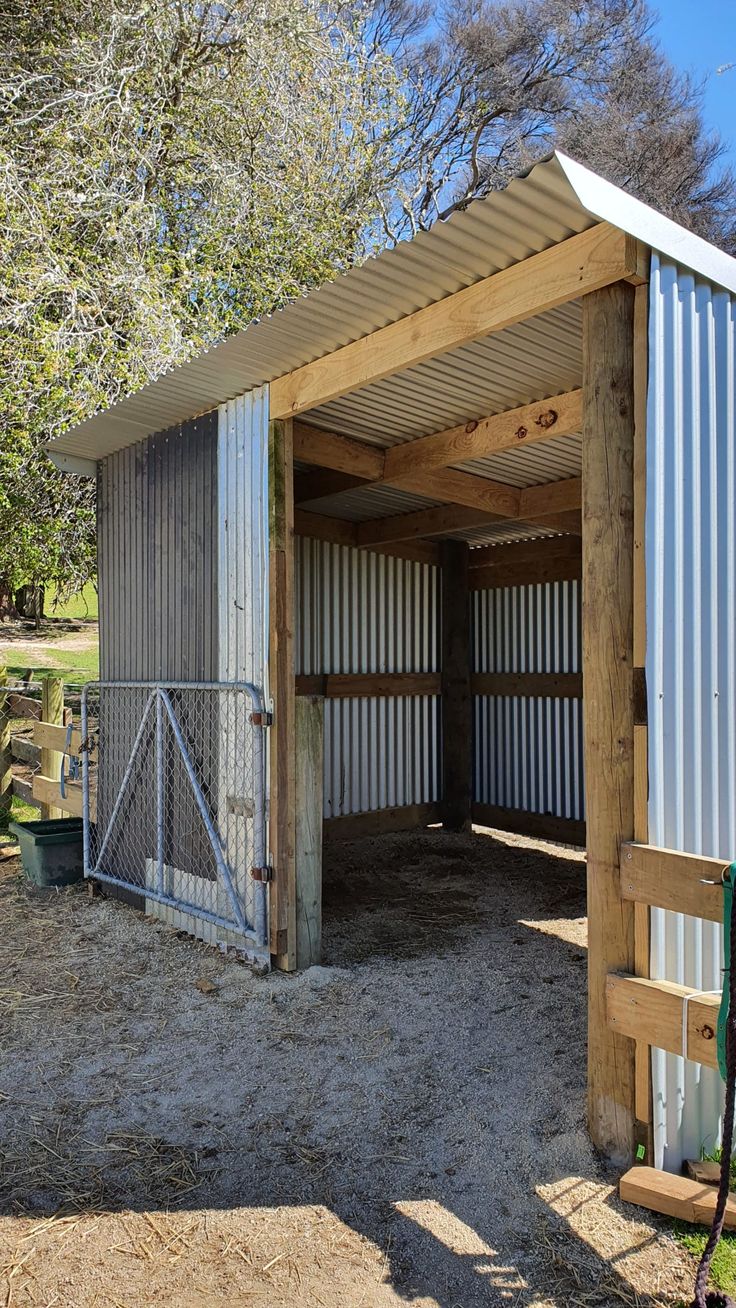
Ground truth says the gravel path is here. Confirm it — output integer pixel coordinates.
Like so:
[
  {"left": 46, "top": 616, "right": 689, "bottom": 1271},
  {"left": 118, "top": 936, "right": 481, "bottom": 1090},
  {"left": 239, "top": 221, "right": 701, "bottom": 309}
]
[{"left": 0, "top": 825, "right": 694, "bottom": 1307}]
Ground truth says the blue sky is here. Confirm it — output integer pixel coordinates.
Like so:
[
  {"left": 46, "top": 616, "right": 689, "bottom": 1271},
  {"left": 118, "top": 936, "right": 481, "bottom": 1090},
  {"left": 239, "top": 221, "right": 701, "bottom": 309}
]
[{"left": 654, "top": 1, "right": 736, "bottom": 165}]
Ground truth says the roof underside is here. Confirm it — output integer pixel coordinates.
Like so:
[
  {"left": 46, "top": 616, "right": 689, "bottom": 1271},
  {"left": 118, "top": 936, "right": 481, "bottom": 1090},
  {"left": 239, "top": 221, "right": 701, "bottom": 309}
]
[{"left": 46, "top": 152, "right": 736, "bottom": 550}]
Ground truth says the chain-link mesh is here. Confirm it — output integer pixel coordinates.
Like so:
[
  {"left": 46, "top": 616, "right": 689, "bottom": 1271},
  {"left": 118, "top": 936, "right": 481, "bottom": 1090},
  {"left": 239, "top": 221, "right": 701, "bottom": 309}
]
[{"left": 82, "top": 682, "right": 267, "bottom": 950}]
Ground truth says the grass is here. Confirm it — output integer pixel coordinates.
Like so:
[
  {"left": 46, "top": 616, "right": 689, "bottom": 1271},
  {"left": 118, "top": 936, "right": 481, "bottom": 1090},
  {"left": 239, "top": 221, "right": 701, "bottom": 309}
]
[
  {"left": 44, "top": 582, "right": 98, "bottom": 621},
  {"left": 672, "top": 1147, "right": 736, "bottom": 1296},
  {"left": 4, "top": 645, "right": 99, "bottom": 686}
]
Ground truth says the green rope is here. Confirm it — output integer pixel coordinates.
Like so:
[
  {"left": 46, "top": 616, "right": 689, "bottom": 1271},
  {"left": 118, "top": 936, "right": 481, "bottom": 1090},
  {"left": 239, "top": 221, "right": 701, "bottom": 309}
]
[{"left": 718, "top": 865, "right": 736, "bottom": 1082}]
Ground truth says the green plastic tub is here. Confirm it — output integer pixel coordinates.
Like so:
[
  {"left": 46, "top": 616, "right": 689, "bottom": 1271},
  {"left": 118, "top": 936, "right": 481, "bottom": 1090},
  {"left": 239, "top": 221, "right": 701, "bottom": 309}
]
[{"left": 8, "top": 818, "right": 84, "bottom": 888}]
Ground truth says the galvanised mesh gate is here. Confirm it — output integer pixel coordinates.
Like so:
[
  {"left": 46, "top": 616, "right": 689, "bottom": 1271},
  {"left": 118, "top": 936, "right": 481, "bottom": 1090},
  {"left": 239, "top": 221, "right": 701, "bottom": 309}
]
[{"left": 81, "top": 682, "right": 268, "bottom": 953}]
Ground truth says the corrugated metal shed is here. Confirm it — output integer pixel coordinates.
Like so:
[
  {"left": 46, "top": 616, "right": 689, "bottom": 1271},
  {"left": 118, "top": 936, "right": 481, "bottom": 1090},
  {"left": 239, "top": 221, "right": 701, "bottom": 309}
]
[{"left": 46, "top": 152, "right": 736, "bottom": 466}]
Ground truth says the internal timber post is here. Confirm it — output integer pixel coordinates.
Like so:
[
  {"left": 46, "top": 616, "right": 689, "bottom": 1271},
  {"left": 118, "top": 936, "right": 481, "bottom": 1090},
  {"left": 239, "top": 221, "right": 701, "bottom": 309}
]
[
  {"left": 582, "top": 281, "right": 636, "bottom": 1163},
  {"left": 269, "top": 417, "right": 297, "bottom": 969},
  {"left": 40, "top": 675, "right": 64, "bottom": 820},
  {"left": 441, "top": 540, "right": 472, "bottom": 831}
]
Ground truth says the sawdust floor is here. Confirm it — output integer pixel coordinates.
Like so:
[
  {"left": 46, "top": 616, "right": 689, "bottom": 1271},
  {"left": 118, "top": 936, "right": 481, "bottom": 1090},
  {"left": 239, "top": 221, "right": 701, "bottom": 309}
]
[{"left": 0, "top": 825, "right": 694, "bottom": 1308}]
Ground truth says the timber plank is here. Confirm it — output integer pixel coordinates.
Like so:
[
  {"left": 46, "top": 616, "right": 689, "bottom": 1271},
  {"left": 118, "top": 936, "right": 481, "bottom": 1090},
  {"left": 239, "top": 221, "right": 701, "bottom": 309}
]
[
  {"left": 472, "top": 672, "right": 582, "bottom": 699},
  {"left": 324, "top": 803, "right": 440, "bottom": 839},
  {"left": 295, "top": 673, "right": 441, "bottom": 699},
  {"left": 271, "top": 225, "right": 635, "bottom": 418},
  {"left": 472, "top": 803, "right": 585, "bottom": 846},
  {"left": 605, "top": 973, "right": 719, "bottom": 1069},
  {"left": 620, "top": 1166, "right": 736, "bottom": 1230},
  {"left": 620, "top": 841, "right": 726, "bottom": 924}
]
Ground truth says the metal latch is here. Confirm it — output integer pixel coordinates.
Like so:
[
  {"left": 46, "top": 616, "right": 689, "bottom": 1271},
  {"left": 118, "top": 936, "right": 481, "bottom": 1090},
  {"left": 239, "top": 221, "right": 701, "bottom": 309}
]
[
  {"left": 251, "top": 865, "right": 274, "bottom": 883},
  {"left": 250, "top": 711, "right": 272, "bottom": 727}
]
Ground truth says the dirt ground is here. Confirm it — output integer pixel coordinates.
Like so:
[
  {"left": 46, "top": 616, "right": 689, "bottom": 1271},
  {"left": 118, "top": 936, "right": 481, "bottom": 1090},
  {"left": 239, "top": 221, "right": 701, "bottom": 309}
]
[
  {"left": 0, "top": 620, "right": 98, "bottom": 669},
  {"left": 0, "top": 825, "right": 695, "bottom": 1308}
]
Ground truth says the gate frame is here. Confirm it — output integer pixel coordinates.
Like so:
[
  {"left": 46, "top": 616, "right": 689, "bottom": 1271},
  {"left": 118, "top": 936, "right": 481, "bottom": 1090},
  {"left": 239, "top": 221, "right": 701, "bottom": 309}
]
[{"left": 81, "top": 679, "right": 269, "bottom": 949}]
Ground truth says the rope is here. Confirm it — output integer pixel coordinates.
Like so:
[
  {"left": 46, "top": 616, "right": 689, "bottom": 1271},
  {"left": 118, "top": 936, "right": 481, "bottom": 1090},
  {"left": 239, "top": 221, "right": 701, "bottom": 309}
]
[{"left": 693, "top": 863, "right": 736, "bottom": 1308}]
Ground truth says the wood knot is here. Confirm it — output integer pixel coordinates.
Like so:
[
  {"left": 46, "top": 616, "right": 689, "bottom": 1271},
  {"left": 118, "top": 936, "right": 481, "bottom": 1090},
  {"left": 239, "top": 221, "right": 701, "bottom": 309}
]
[
  {"left": 535, "top": 409, "right": 558, "bottom": 430},
  {"left": 515, "top": 425, "right": 528, "bottom": 440},
  {"left": 465, "top": 419, "right": 479, "bottom": 435},
  {"left": 701, "top": 1024, "right": 715, "bottom": 1041}
]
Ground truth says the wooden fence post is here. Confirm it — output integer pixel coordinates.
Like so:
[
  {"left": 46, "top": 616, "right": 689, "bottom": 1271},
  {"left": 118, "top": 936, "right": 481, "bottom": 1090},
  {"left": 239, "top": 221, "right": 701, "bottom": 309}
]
[
  {"left": 582, "top": 281, "right": 637, "bottom": 1165},
  {"left": 295, "top": 694, "right": 324, "bottom": 968},
  {"left": 0, "top": 669, "right": 10, "bottom": 831},
  {"left": 40, "top": 676, "right": 64, "bottom": 820}
]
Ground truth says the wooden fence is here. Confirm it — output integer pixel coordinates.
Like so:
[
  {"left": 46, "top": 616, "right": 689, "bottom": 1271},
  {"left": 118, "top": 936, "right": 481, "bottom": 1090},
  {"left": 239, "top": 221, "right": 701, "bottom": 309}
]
[{"left": 0, "top": 672, "right": 90, "bottom": 841}]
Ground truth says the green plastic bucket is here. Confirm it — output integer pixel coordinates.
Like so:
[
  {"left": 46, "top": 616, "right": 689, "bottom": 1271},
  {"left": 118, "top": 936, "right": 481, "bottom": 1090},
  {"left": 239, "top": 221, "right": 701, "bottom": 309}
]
[{"left": 8, "top": 818, "right": 84, "bottom": 888}]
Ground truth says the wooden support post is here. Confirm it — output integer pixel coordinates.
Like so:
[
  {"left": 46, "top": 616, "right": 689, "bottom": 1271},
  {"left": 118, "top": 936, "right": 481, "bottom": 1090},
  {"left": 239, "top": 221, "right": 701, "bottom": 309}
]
[
  {"left": 40, "top": 675, "right": 64, "bottom": 820},
  {"left": 582, "top": 281, "right": 637, "bottom": 1165},
  {"left": 295, "top": 695, "right": 324, "bottom": 968},
  {"left": 269, "top": 417, "right": 297, "bottom": 969},
  {"left": 0, "top": 669, "right": 10, "bottom": 831},
  {"left": 440, "top": 540, "right": 472, "bottom": 832}
]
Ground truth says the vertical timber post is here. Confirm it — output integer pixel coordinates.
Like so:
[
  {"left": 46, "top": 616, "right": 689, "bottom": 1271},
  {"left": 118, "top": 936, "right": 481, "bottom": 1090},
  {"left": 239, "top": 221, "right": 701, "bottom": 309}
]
[
  {"left": 583, "top": 281, "right": 636, "bottom": 1164},
  {"left": 40, "top": 675, "right": 64, "bottom": 821},
  {"left": 295, "top": 694, "right": 324, "bottom": 968},
  {"left": 269, "top": 417, "right": 297, "bottom": 970},
  {"left": 440, "top": 540, "right": 472, "bottom": 831},
  {"left": 0, "top": 669, "right": 10, "bottom": 832}
]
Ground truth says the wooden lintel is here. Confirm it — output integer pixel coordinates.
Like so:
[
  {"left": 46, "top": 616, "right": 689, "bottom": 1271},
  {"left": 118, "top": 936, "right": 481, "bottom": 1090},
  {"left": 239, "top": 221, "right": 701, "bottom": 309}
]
[
  {"left": 606, "top": 972, "right": 719, "bottom": 1069},
  {"left": 385, "top": 390, "right": 583, "bottom": 481},
  {"left": 294, "top": 469, "right": 368, "bottom": 504},
  {"left": 469, "top": 535, "right": 582, "bottom": 570},
  {"left": 295, "top": 509, "right": 441, "bottom": 566},
  {"left": 296, "top": 672, "right": 441, "bottom": 699},
  {"left": 620, "top": 841, "right": 727, "bottom": 924},
  {"left": 293, "top": 422, "right": 385, "bottom": 479},
  {"left": 472, "top": 672, "right": 582, "bottom": 698},
  {"left": 271, "top": 224, "right": 635, "bottom": 418}
]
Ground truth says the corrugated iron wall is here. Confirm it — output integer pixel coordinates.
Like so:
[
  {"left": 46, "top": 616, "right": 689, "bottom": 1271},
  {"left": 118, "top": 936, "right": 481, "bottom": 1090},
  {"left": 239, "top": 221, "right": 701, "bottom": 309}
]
[
  {"left": 295, "top": 537, "right": 441, "bottom": 816},
  {"left": 647, "top": 256, "right": 736, "bottom": 1170},
  {"left": 471, "top": 581, "right": 584, "bottom": 820},
  {"left": 97, "top": 412, "right": 218, "bottom": 680}
]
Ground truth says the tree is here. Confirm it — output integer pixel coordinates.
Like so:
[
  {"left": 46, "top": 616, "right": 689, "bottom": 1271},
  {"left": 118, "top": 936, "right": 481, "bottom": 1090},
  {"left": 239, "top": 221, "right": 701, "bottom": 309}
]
[
  {"left": 0, "top": 0, "right": 404, "bottom": 610},
  {"left": 380, "top": 0, "right": 736, "bottom": 249}
]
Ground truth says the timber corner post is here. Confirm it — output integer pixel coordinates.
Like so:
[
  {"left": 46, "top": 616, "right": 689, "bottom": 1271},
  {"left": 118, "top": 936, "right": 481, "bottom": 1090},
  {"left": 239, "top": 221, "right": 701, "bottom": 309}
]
[
  {"left": 582, "top": 279, "right": 637, "bottom": 1165},
  {"left": 268, "top": 415, "right": 297, "bottom": 970},
  {"left": 440, "top": 540, "right": 472, "bottom": 832}
]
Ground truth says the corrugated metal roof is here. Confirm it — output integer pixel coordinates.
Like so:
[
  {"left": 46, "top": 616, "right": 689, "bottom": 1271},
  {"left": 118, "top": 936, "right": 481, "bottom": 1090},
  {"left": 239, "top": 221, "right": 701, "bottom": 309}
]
[{"left": 47, "top": 151, "right": 736, "bottom": 466}]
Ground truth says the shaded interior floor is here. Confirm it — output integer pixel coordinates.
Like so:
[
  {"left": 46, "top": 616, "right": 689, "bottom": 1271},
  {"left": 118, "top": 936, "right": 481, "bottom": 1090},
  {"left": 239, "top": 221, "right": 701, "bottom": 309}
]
[{"left": 0, "top": 827, "right": 693, "bottom": 1308}]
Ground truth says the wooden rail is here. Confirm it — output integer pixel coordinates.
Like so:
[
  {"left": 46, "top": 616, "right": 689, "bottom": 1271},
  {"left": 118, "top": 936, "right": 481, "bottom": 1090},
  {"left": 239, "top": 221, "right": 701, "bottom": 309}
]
[{"left": 620, "top": 840, "right": 726, "bottom": 923}]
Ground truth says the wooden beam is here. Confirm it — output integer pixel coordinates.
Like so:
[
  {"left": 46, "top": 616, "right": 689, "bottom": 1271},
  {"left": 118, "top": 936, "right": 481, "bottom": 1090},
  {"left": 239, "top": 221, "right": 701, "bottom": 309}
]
[
  {"left": 472, "top": 672, "right": 582, "bottom": 698},
  {"left": 295, "top": 696, "right": 323, "bottom": 968},
  {"left": 269, "top": 418, "right": 297, "bottom": 969},
  {"left": 441, "top": 541, "right": 472, "bottom": 831},
  {"left": 620, "top": 841, "right": 726, "bottom": 924},
  {"left": 294, "top": 469, "right": 368, "bottom": 504},
  {"left": 294, "top": 509, "right": 441, "bottom": 566},
  {"left": 271, "top": 224, "right": 636, "bottom": 418},
  {"left": 469, "top": 535, "right": 582, "bottom": 570},
  {"left": 384, "top": 390, "right": 582, "bottom": 481},
  {"left": 620, "top": 1166, "right": 736, "bottom": 1230},
  {"left": 606, "top": 973, "right": 719, "bottom": 1069},
  {"left": 296, "top": 672, "right": 441, "bottom": 698},
  {"left": 470, "top": 555, "right": 582, "bottom": 590},
  {"left": 518, "top": 477, "right": 581, "bottom": 519},
  {"left": 583, "top": 281, "right": 637, "bottom": 1165},
  {"left": 293, "top": 422, "right": 385, "bottom": 479},
  {"left": 403, "top": 468, "right": 520, "bottom": 517},
  {"left": 324, "top": 802, "right": 440, "bottom": 839},
  {"left": 357, "top": 504, "right": 502, "bottom": 547},
  {"left": 472, "top": 803, "right": 585, "bottom": 846}
]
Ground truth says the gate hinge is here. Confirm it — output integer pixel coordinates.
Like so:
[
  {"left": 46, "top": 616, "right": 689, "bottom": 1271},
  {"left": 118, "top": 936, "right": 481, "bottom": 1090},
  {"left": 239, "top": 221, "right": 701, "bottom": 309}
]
[
  {"left": 250, "top": 711, "right": 273, "bottom": 727},
  {"left": 251, "top": 864, "right": 274, "bottom": 883}
]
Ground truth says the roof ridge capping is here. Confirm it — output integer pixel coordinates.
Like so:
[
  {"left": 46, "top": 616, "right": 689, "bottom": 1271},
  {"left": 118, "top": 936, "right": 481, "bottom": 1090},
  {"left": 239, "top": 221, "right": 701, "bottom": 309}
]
[{"left": 553, "top": 150, "right": 736, "bottom": 296}]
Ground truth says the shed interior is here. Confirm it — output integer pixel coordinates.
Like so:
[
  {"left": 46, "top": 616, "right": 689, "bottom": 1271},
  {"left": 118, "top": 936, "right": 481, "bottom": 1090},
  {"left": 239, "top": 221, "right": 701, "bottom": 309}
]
[{"left": 289, "top": 297, "right": 586, "bottom": 858}]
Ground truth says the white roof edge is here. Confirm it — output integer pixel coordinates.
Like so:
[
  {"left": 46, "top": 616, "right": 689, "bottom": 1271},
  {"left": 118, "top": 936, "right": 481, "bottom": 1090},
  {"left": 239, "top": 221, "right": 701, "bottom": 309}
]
[{"left": 554, "top": 151, "right": 736, "bottom": 295}]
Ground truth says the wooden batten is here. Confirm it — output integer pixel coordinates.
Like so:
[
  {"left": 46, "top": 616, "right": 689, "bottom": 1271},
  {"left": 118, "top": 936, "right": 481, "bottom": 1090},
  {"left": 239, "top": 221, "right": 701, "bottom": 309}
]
[
  {"left": 324, "top": 803, "right": 440, "bottom": 840},
  {"left": 269, "top": 418, "right": 297, "bottom": 969},
  {"left": 582, "top": 281, "right": 637, "bottom": 1164},
  {"left": 606, "top": 973, "right": 719, "bottom": 1070},
  {"left": 296, "top": 672, "right": 441, "bottom": 699},
  {"left": 472, "top": 803, "right": 585, "bottom": 846},
  {"left": 271, "top": 225, "right": 636, "bottom": 418},
  {"left": 440, "top": 541, "right": 472, "bottom": 831},
  {"left": 472, "top": 671, "right": 582, "bottom": 699},
  {"left": 620, "top": 841, "right": 726, "bottom": 924}
]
